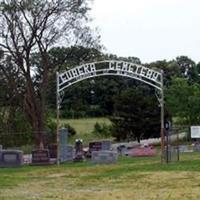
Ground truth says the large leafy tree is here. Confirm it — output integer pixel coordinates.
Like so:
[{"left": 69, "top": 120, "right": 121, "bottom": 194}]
[
  {"left": 111, "top": 86, "right": 160, "bottom": 142},
  {"left": 0, "top": 0, "right": 100, "bottom": 147},
  {"left": 166, "top": 78, "right": 200, "bottom": 125}
]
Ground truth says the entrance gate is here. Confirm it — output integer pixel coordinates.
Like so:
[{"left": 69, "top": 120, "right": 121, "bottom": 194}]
[{"left": 56, "top": 60, "right": 164, "bottom": 164}]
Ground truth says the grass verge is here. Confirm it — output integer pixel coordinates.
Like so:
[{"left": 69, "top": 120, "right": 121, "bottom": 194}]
[{"left": 0, "top": 153, "right": 200, "bottom": 200}]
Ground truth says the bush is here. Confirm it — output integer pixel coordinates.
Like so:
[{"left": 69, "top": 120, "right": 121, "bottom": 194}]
[
  {"left": 93, "top": 122, "right": 113, "bottom": 137},
  {"left": 46, "top": 119, "right": 76, "bottom": 143},
  {"left": 61, "top": 123, "right": 76, "bottom": 136}
]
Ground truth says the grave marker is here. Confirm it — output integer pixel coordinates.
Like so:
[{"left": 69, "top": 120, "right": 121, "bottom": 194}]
[
  {"left": 73, "top": 139, "right": 84, "bottom": 162},
  {"left": 91, "top": 150, "right": 118, "bottom": 164},
  {"left": 179, "top": 145, "right": 194, "bottom": 153},
  {"left": 48, "top": 144, "right": 57, "bottom": 159},
  {"left": 58, "top": 128, "right": 74, "bottom": 162},
  {"left": 60, "top": 145, "right": 73, "bottom": 162},
  {"left": 0, "top": 150, "right": 23, "bottom": 167},
  {"left": 31, "top": 149, "right": 50, "bottom": 165}
]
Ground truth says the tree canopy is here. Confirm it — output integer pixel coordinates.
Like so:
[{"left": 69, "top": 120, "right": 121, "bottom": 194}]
[{"left": 0, "top": 0, "right": 100, "bottom": 147}]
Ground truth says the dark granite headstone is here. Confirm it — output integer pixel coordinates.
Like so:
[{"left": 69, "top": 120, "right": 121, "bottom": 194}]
[
  {"left": 48, "top": 144, "right": 57, "bottom": 159},
  {"left": 89, "top": 141, "right": 102, "bottom": 152},
  {"left": 31, "top": 149, "right": 50, "bottom": 165},
  {"left": 91, "top": 150, "right": 118, "bottom": 164},
  {"left": 0, "top": 150, "right": 23, "bottom": 167},
  {"left": 74, "top": 139, "right": 84, "bottom": 162}
]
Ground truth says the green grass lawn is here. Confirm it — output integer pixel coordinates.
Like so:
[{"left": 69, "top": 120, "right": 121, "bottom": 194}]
[
  {"left": 60, "top": 117, "right": 112, "bottom": 145},
  {"left": 1, "top": 153, "right": 200, "bottom": 200},
  {"left": 60, "top": 117, "right": 111, "bottom": 134}
]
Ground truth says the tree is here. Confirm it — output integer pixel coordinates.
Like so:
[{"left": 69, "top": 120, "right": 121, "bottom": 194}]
[
  {"left": 111, "top": 87, "right": 160, "bottom": 142},
  {"left": 175, "top": 56, "right": 200, "bottom": 83},
  {"left": 148, "top": 60, "right": 181, "bottom": 86},
  {"left": 0, "top": 0, "right": 100, "bottom": 147},
  {"left": 166, "top": 78, "right": 200, "bottom": 125}
]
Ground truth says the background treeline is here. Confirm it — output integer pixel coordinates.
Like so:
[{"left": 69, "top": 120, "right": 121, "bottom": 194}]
[{"left": 1, "top": 46, "right": 200, "bottom": 146}]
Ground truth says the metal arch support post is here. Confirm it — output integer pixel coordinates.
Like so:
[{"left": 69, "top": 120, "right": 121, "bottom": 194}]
[
  {"left": 56, "top": 72, "right": 60, "bottom": 165},
  {"left": 160, "top": 70, "right": 165, "bottom": 163}
]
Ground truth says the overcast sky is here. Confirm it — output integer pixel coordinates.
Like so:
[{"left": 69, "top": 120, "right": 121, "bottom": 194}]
[{"left": 91, "top": 0, "right": 200, "bottom": 63}]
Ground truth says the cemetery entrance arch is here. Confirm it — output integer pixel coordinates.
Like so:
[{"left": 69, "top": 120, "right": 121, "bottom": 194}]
[{"left": 56, "top": 60, "right": 165, "bottom": 164}]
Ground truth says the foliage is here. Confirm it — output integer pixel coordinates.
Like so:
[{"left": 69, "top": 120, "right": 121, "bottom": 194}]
[
  {"left": 166, "top": 77, "right": 200, "bottom": 125},
  {"left": 0, "top": 108, "right": 33, "bottom": 148},
  {"left": 93, "top": 122, "right": 113, "bottom": 137},
  {"left": 0, "top": 0, "right": 100, "bottom": 147},
  {"left": 46, "top": 119, "right": 76, "bottom": 144},
  {"left": 111, "top": 86, "right": 160, "bottom": 142}
]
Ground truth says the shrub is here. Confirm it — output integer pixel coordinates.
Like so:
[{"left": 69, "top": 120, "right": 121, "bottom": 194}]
[
  {"left": 46, "top": 119, "right": 76, "bottom": 143},
  {"left": 93, "top": 122, "right": 113, "bottom": 137}
]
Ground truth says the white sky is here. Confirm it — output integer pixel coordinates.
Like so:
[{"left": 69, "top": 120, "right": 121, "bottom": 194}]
[{"left": 91, "top": 0, "right": 200, "bottom": 63}]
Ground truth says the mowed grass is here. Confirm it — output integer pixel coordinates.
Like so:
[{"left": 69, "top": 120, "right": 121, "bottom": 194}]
[
  {"left": 60, "top": 117, "right": 111, "bottom": 134},
  {"left": 60, "top": 117, "right": 112, "bottom": 144},
  {"left": 1, "top": 153, "right": 200, "bottom": 200}
]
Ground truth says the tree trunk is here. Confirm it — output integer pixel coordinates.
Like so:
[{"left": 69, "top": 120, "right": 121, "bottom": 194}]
[{"left": 24, "top": 74, "right": 47, "bottom": 149}]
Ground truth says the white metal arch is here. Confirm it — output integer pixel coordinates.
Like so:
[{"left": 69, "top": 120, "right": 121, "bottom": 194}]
[
  {"left": 57, "top": 60, "right": 162, "bottom": 93},
  {"left": 56, "top": 60, "right": 165, "bottom": 165}
]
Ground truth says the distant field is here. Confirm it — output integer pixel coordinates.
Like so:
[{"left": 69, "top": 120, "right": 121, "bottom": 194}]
[
  {"left": 1, "top": 153, "right": 200, "bottom": 200},
  {"left": 60, "top": 117, "right": 111, "bottom": 134},
  {"left": 59, "top": 117, "right": 112, "bottom": 144}
]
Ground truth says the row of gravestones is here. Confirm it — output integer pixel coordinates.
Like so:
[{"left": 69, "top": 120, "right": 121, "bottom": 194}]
[
  {"left": 32, "top": 128, "right": 73, "bottom": 165},
  {"left": 179, "top": 144, "right": 200, "bottom": 153},
  {"left": 0, "top": 128, "right": 117, "bottom": 167}
]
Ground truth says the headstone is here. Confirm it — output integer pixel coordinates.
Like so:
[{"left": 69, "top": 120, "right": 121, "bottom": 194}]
[
  {"left": 59, "top": 128, "right": 73, "bottom": 163},
  {"left": 23, "top": 154, "right": 32, "bottom": 165},
  {"left": 59, "top": 128, "right": 68, "bottom": 145},
  {"left": 164, "top": 146, "right": 179, "bottom": 162},
  {"left": 89, "top": 141, "right": 102, "bottom": 152},
  {"left": 126, "top": 145, "right": 157, "bottom": 157},
  {"left": 31, "top": 149, "right": 50, "bottom": 165},
  {"left": 179, "top": 145, "right": 194, "bottom": 153},
  {"left": 117, "top": 145, "right": 127, "bottom": 155},
  {"left": 0, "top": 145, "right": 2, "bottom": 150},
  {"left": 74, "top": 139, "right": 84, "bottom": 162},
  {"left": 87, "top": 140, "right": 112, "bottom": 158},
  {"left": 60, "top": 145, "right": 73, "bottom": 162},
  {"left": 91, "top": 150, "right": 118, "bottom": 164},
  {"left": 193, "top": 143, "right": 200, "bottom": 152},
  {"left": 0, "top": 150, "right": 23, "bottom": 167},
  {"left": 101, "top": 140, "right": 111, "bottom": 151},
  {"left": 48, "top": 144, "right": 57, "bottom": 159}
]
